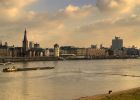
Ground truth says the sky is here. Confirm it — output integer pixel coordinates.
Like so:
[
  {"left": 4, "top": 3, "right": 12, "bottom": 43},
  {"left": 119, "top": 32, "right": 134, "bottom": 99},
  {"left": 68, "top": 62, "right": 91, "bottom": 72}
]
[{"left": 0, "top": 0, "right": 140, "bottom": 48}]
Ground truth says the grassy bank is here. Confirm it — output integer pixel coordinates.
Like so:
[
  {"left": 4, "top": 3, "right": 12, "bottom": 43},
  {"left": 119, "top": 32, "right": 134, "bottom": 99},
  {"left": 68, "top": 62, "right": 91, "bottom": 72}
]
[{"left": 76, "top": 87, "right": 140, "bottom": 100}]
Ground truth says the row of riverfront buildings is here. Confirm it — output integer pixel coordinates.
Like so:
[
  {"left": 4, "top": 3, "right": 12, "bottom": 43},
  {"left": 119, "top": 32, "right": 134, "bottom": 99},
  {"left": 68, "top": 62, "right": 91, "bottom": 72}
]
[
  {"left": 0, "top": 30, "right": 140, "bottom": 59},
  {"left": 0, "top": 29, "right": 59, "bottom": 58}
]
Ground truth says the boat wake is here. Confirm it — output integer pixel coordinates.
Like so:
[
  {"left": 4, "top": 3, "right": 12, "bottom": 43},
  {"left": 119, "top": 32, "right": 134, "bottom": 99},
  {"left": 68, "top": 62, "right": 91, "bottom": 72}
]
[{"left": 81, "top": 71, "right": 140, "bottom": 78}]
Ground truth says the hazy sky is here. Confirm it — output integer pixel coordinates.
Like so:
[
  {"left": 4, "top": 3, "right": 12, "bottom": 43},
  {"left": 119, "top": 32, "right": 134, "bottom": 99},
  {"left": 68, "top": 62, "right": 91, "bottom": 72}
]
[{"left": 0, "top": 0, "right": 140, "bottom": 48}]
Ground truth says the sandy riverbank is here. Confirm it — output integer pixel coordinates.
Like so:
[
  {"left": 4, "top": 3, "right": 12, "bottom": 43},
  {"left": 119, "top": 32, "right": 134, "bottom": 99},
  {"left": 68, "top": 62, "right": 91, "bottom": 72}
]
[{"left": 76, "top": 87, "right": 140, "bottom": 100}]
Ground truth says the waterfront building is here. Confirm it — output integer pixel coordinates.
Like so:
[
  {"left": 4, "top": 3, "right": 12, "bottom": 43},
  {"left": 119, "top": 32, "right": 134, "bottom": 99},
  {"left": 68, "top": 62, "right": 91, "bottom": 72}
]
[
  {"left": 60, "top": 46, "right": 77, "bottom": 55},
  {"left": 86, "top": 48, "right": 106, "bottom": 58},
  {"left": 0, "top": 45, "right": 10, "bottom": 57},
  {"left": 107, "top": 49, "right": 114, "bottom": 56},
  {"left": 28, "top": 48, "right": 46, "bottom": 57},
  {"left": 8, "top": 46, "right": 23, "bottom": 57},
  {"left": 76, "top": 48, "right": 87, "bottom": 56},
  {"left": 49, "top": 48, "right": 54, "bottom": 56},
  {"left": 54, "top": 44, "right": 60, "bottom": 57},
  {"left": 14, "top": 47, "right": 23, "bottom": 57},
  {"left": 113, "top": 48, "right": 127, "bottom": 57},
  {"left": 91, "top": 45, "right": 97, "bottom": 49},
  {"left": 113, "top": 49, "right": 123, "bottom": 57},
  {"left": 112, "top": 36, "right": 123, "bottom": 50},
  {"left": 126, "top": 47, "right": 140, "bottom": 56},
  {"left": 0, "top": 42, "right": 19, "bottom": 57},
  {"left": 44, "top": 48, "right": 50, "bottom": 57},
  {"left": 9, "top": 46, "right": 16, "bottom": 57}
]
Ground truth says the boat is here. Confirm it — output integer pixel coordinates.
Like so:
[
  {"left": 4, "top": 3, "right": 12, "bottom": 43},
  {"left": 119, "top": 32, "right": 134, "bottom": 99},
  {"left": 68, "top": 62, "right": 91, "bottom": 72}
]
[
  {"left": 3, "top": 66, "right": 16, "bottom": 72},
  {"left": 3, "top": 66, "right": 54, "bottom": 72}
]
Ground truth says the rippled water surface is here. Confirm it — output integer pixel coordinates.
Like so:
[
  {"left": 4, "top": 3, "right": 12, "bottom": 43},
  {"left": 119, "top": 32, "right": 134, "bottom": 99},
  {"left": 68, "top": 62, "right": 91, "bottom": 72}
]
[{"left": 0, "top": 59, "right": 140, "bottom": 100}]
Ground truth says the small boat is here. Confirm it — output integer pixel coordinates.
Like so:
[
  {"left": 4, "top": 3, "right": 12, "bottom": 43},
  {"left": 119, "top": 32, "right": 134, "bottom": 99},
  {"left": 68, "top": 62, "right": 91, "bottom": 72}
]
[
  {"left": 3, "top": 66, "right": 54, "bottom": 72},
  {"left": 3, "top": 66, "right": 16, "bottom": 72}
]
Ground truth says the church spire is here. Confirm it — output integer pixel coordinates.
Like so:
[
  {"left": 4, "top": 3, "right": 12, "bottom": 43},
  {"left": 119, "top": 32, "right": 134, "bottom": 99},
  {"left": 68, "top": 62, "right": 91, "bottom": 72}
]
[
  {"left": 22, "top": 28, "right": 28, "bottom": 56},
  {"left": 23, "top": 28, "right": 27, "bottom": 41}
]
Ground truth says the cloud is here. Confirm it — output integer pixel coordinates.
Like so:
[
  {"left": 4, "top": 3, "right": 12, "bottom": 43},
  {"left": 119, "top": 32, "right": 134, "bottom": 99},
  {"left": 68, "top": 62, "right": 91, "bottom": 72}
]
[
  {"left": 75, "top": 12, "right": 140, "bottom": 47},
  {"left": 96, "top": 0, "right": 140, "bottom": 14},
  {"left": 0, "top": 0, "right": 37, "bottom": 19},
  {"left": 76, "top": 13, "right": 140, "bottom": 32},
  {"left": 0, "top": 0, "right": 36, "bottom": 8},
  {"left": 58, "top": 4, "right": 96, "bottom": 19},
  {"left": 1, "top": 0, "right": 140, "bottom": 48},
  {"left": 65, "top": 5, "right": 79, "bottom": 13}
]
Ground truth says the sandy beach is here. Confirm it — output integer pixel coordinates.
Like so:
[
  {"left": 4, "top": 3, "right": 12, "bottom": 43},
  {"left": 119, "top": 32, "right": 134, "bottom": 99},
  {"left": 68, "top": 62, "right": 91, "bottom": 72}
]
[{"left": 76, "top": 87, "right": 140, "bottom": 100}]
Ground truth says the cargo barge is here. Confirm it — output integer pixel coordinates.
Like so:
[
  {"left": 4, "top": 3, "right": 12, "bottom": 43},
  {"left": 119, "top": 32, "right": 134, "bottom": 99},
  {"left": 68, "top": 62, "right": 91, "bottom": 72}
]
[{"left": 3, "top": 66, "right": 54, "bottom": 72}]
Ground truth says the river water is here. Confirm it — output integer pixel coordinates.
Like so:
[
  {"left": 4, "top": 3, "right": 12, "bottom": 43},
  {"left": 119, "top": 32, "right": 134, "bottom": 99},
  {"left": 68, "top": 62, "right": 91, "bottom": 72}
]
[{"left": 0, "top": 59, "right": 140, "bottom": 100}]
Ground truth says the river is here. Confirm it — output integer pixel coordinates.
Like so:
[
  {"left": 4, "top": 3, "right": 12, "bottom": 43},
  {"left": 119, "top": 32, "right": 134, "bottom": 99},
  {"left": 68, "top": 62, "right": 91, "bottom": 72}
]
[{"left": 0, "top": 59, "right": 140, "bottom": 100}]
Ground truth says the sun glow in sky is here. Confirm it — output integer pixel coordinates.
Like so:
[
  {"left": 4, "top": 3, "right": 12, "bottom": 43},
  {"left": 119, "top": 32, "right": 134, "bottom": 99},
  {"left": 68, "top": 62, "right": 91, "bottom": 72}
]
[{"left": 0, "top": 0, "right": 140, "bottom": 48}]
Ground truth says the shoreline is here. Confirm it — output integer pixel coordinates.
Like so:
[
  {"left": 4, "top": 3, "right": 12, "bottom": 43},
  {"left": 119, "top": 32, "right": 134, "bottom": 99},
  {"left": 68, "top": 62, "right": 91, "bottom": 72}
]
[
  {"left": 0, "top": 56, "right": 138, "bottom": 63},
  {"left": 76, "top": 87, "right": 140, "bottom": 100}
]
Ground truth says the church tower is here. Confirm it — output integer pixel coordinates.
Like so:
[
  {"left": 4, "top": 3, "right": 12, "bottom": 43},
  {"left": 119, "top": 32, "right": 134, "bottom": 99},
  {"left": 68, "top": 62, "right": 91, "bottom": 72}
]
[{"left": 22, "top": 29, "right": 28, "bottom": 56}]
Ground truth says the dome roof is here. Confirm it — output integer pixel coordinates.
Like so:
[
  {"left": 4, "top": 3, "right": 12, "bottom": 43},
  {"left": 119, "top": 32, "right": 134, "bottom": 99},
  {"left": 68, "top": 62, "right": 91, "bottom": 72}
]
[{"left": 54, "top": 43, "right": 59, "bottom": 47}]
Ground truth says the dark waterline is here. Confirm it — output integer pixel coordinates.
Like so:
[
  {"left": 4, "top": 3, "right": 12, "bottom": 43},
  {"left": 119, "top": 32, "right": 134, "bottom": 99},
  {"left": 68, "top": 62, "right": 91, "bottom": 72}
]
[{"left": 0, "top": 59, "right": 140, "bottom": 100}]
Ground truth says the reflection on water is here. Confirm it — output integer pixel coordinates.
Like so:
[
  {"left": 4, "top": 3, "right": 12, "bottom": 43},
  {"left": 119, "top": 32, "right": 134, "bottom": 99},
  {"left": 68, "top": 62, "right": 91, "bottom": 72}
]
[{"left": 0, "top": 59, "right": 140, "bottom": 100}]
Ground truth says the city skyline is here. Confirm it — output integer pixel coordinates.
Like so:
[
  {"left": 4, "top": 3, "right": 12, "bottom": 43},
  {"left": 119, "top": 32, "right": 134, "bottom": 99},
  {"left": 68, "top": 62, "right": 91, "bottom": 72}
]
[
  {"left": 0, "top": 30, "right": 137, "bottom": 49},
  {"left": 0, "top": 0, "right": 140, "bottom": 48}
]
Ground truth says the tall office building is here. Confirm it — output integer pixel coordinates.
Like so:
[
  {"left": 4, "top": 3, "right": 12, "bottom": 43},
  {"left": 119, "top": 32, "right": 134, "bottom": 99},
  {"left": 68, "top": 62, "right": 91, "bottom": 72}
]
[{"left": 112, "top": 36, "right": 123, "bottom": 50}]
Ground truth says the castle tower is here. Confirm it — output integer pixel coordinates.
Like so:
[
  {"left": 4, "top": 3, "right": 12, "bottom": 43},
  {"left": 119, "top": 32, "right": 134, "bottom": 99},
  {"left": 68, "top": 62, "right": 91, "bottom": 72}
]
[
  {"left": 22, "top": 29, "right": 28, "bottom": 56},
  {"left": 54, "top": 43, "right": 60, "bottom": 57}
]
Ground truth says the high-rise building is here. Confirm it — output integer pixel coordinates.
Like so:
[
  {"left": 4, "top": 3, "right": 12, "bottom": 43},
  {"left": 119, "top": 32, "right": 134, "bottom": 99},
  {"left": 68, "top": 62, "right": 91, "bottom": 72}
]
[
  {"left": 22, "top": 29, "right": 28, "bottom": 56},
  {"left": 112, "top": 36, "right": 123, "bottom": 50}
]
